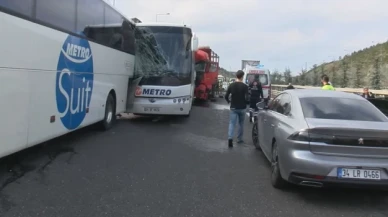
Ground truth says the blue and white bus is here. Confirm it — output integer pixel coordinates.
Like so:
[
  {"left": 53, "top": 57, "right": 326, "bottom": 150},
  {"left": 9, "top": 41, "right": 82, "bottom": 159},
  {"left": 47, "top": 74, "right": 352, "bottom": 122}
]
[
  {"left": 126, "top": 23, "right": 197, "bottom": 117},
  {"left": 0, "top": 0, "right": 135, "bottom": 158}
]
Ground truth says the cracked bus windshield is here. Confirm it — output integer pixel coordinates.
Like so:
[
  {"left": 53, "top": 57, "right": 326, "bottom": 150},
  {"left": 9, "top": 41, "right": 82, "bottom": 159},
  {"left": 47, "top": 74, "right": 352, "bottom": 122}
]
[{"left": 135, "top": 26, "right": 192, "bottom": 86}]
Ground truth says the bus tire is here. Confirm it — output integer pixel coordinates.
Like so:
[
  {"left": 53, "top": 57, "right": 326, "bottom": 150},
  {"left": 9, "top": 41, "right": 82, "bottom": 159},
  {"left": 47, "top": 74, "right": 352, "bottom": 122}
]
[{"left": 100, "top": 93, "right": 116, "bottom": 131}]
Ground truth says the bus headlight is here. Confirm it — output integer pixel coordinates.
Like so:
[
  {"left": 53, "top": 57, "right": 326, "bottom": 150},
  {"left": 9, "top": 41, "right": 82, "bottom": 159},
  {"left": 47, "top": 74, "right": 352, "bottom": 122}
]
[{"left": 172, "top": 96, "right": 191, "bottom": 103}]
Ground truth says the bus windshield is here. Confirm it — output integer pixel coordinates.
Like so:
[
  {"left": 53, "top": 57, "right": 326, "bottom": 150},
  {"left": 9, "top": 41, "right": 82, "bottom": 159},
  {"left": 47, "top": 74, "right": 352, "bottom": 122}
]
[{"left": 135, "top": 26, "right": 193, "bottom": 86}]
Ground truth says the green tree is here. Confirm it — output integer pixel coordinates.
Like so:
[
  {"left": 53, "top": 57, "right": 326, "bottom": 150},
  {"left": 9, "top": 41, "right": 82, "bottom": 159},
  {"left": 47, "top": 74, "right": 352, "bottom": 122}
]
[
  {"left": 300, "top": 69, "right": 307, "bottom": 85},
  {"left": 271, "top": 69, "right": 282, "bottom": 84},
  {"left": 330, "top": 64, "right": 337, "bottom": 84},
  {"left": 283, "top": 68, "right": 292, "bottom": 84},
  {"left": 320, "top": 65, "right": 325, "bottom": 76},
  {"left": 340, "top": 60, "right": 349, "bottom": 88},
  {"left": 312, "top": 64, "right": 319, "bottom": 86},
  {"left": 371, "top": 57, "right": 381, "bottom": 89},
  {"left": 354, "top": 63, "right": 362, "bottom": 88}
]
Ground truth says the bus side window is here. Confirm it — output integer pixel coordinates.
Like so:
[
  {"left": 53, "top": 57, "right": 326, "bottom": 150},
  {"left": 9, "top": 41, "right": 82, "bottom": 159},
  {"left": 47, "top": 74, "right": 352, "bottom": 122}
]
[
  {"left": 120, "top": 20, "right": 135, "bottom": 55},
  {"left": 36, "top": 0, "right": 77, "bottom": 32},
  {"left": 76, "top": 0, "right": 104, "bottom": 36},
  {"left": 0, "top": 0, "right": 34, "bottom": 17}
]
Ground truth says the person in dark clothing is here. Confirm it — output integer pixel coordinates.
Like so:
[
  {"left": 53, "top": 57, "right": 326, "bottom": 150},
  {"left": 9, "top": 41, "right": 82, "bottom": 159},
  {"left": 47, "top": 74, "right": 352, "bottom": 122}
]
[
  {"left": 225, "top": 70, "right": 248, "bottom": 147},
  {"left": 248, "top": 81, "right": 263, "bottom": 123},
  {"left": 286, "top": 83, "right": 294, "bottom": 89},
  {"left": 361, "top": 87, "right": 375, "bottom": 99}
]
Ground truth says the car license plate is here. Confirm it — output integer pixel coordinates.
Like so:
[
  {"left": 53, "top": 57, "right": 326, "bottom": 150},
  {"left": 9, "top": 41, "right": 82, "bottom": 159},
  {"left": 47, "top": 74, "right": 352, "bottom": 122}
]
[
  {"left": 143, "top": 107, "right": 160, "bottom": 112},
  {"left": 337, "top": 168, "right": 381, "bottom": 180}
]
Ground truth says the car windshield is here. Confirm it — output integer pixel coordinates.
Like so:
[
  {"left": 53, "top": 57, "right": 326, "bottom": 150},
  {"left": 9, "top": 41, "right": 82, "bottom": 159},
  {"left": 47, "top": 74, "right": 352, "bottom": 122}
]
[
  {"left": 246, "top": 74, "right": 268, "bottom": 85},
  {"left": 135, "top": 26, "right": 192, "bottom": 86},
  {"left": 300, "top": 97, "right": 388, "bottom": 122}
]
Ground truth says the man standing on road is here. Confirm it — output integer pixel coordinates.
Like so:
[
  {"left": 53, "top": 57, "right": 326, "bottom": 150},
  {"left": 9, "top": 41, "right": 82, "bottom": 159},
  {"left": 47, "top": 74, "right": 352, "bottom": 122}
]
[
  {"left": 248, "top": 81, "right": 263, "bottom": 123},
  {"left": 321, "top": 75, "right": 335, "bottom": 90},
  {"left": 225, "top": 70, "right": 248, "bottom": 147}
]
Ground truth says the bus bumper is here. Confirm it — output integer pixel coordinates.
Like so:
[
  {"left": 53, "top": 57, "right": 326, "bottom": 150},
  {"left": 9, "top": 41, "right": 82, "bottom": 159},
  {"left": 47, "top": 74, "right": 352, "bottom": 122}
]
[{"left": 128, "top": 97, "right": 192, "bottom": 115}]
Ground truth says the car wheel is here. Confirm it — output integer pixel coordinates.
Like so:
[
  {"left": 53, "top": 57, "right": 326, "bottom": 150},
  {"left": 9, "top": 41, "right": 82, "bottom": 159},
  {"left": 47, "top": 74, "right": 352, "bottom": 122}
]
[
  {"left": 252, "top": 121, "right": 261, "bottom": 150},
  {"left": 271, "top": 141, "right": 287, "bottom": 189}
]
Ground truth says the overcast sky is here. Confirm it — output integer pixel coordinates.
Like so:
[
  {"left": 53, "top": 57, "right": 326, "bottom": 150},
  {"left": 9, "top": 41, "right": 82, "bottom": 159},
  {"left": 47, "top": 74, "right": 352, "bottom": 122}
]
[{"left": 114, "top": 0, "right": 388, "bottom": 74}]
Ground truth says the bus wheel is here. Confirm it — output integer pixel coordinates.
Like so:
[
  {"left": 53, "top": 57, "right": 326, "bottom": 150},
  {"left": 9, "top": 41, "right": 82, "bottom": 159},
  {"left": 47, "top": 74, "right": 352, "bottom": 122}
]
[{"left": 100, "top": 93, "right": 116, "bottom": 130}]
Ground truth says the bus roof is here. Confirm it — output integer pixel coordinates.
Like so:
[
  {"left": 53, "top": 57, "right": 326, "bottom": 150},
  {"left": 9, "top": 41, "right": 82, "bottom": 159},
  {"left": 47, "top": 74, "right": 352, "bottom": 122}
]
[{"left": 136, "top": 22, "right": 192, "bottom": 29}]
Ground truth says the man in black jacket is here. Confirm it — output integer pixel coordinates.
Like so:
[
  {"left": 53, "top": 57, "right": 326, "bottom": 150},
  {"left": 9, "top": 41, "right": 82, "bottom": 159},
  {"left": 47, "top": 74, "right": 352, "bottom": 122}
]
[
  {"left": 248, "top": 81, "right": 264, "bottom": 122},
  {"left": 225, "top": 70, "right": 248, "bottom": 147}
]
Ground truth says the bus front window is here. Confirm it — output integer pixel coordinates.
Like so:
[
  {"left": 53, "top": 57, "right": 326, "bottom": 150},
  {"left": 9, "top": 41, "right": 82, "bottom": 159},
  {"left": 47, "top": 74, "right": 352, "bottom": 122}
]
[{"left": 135, "top": 26, "right": 193, "bottom": 86}]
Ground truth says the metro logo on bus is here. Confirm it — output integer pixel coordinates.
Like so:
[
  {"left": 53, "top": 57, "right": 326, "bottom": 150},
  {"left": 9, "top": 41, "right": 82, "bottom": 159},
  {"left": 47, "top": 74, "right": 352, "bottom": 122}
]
[
  {"left": 56, "top": 35, "right": 94, "bottom": 130},
  {"left": 135, "top": 87, "right": 172, "bottom": 96}
]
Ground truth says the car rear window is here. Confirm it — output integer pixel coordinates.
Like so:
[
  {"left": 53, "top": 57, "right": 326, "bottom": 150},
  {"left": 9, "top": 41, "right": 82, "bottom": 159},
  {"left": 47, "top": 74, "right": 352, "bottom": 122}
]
[{"left": 299, "top": 97, "right": 388, "bottom": 122}]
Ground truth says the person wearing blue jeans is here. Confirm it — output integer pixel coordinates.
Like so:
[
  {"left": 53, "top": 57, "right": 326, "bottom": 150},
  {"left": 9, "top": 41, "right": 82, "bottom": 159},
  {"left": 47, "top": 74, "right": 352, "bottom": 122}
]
[
  {"left": 228, "top": 109, "right": 246, "bottom": 144},
  {"left": 225, "top": 70, "right": 249, "bottom": 147}
]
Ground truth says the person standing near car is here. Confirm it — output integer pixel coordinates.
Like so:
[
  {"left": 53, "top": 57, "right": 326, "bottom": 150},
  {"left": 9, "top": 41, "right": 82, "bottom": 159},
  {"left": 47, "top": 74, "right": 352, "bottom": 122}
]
[
  {"left": 361, "top": 87, "right": 375, "bottom": 99},
  {"left": 321, "top": 75, "right": 335, "bottom": 90},
  {"left": 248, "top": 81, "right": 263, "bottom": 123},
  {"left": 225, "top": 70, "right": 249, "bottom": 147}
]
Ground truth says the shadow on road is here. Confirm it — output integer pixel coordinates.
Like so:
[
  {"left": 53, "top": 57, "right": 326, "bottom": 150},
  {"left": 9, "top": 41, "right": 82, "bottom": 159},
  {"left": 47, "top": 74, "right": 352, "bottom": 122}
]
[{"left": 0, "top": 124, "right": 97, "bottom": 192}]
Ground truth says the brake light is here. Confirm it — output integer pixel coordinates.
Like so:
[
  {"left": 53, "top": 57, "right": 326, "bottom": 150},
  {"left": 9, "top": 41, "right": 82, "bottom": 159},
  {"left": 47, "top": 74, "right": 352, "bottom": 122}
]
[
  {"left": 288, "top": 130, "right": 310, "bottom": 141},
  {"left": 288, "top": 130, "right": 333, "bottom": 143}
]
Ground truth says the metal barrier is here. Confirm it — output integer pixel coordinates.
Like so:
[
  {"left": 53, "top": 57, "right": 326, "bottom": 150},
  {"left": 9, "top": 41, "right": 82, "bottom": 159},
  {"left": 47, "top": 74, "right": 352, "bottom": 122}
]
[{"left": 271, "top": 85, "right": 388, "bottom": 99}]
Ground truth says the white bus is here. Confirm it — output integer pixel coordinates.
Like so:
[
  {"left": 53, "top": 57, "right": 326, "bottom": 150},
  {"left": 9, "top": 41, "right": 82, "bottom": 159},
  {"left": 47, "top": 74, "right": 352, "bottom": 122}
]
[
  {"left": 127, "top": 23, "right": 196, "bottom": 117},
  {"left": 0, "top": 0, "right": 135, "bottom": 158}
]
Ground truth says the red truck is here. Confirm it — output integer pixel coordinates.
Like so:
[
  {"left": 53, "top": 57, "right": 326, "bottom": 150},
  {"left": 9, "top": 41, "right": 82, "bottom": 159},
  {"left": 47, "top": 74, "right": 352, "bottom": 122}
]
[{"left": 194, "top": 46, "right": 220, "bottom": 101}]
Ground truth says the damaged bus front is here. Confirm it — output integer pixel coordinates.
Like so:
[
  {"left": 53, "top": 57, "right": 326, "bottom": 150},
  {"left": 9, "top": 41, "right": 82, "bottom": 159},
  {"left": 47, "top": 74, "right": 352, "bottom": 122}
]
[{"left": 127, "top": 23, "right": 196, "bottom": 116}]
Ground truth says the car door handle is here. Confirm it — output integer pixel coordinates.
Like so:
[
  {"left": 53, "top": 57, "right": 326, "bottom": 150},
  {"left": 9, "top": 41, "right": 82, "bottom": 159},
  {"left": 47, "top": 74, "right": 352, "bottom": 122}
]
[
  {"left": 271, "top": 124, "right": 275, "bottom": 127},
  {"left": 263, "top": 119, "right": 267, "bottom": 122}
]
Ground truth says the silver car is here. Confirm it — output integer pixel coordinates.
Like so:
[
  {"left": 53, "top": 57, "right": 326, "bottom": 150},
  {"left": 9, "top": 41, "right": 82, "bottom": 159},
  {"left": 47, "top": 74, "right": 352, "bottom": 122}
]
[{"left": 252, "top": 89, "right": 388, "bottom": 189}]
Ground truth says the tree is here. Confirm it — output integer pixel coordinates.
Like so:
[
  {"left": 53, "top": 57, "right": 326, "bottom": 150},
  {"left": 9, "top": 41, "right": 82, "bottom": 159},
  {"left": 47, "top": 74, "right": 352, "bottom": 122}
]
[
  {"left": 299, "top": 69, "right": 307, "bottom": 86},
  {"left": 320, "top": 65, "right": 325, "bottom": 76},
  {"left": 370, "top": 57, "right": 381, "bottom": 89},
  {"left": 270, "top": 69, "right": 282, "bottom": 84},
  {"left": 354, "top": 63, "right": 362, "bottom": 88},
  {"left": 340, "top": 60, "right": 349, "bottom": 88},
  {"left": 312, "top": 64, "right": 319, "bottom": 86},
  {"left": 283, "top": 68, "right": 292, "bottom": 84},
  {"left": 330, "top": 64, "right": 337, "bottom": 84}
]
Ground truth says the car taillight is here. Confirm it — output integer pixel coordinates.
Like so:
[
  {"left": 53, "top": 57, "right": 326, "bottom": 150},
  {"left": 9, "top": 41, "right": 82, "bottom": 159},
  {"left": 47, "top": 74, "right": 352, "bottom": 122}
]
[
  {"left": 288, "top": 130, "right": 310, "bottom": 141},
  {"left": 288, "top": 130, "right": 333, "bottom": 143}
]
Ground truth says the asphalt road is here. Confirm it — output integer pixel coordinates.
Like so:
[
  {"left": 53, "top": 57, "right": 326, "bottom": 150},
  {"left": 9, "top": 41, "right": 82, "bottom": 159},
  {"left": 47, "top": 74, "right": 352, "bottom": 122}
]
[{"left": 0, "top": 99, "right": 387, "bottom": 217}]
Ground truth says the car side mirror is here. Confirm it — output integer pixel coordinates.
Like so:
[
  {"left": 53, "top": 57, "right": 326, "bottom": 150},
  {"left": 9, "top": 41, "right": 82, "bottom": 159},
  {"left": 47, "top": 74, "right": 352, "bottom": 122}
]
[{"left": 256, "top": 101, "right": 268, "bottom": 110}]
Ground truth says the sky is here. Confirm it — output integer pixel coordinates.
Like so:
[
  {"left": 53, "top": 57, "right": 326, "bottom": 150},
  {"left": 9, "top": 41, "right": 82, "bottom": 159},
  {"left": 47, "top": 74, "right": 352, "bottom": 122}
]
[{"left": 113, "top": 0, "right": 388, "bottom": 75}]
